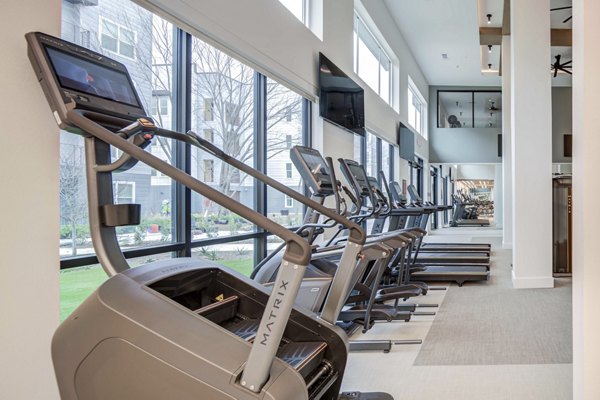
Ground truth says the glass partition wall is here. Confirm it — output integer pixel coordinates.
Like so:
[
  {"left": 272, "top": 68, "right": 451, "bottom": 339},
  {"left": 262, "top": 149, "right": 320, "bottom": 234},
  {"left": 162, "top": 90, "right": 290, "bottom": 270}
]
[{"left": 437, "top": 90, "right": 502, "bottom": 129}]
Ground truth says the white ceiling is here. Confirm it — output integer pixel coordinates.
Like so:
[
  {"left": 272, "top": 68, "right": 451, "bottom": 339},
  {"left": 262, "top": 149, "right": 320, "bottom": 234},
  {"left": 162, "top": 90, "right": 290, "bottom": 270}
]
[
  {"left": 383, "top": 0, "right": 573, "bottom": 87},
  {"left": 384, "top": 0, "right": 502, "bottom": 87}
]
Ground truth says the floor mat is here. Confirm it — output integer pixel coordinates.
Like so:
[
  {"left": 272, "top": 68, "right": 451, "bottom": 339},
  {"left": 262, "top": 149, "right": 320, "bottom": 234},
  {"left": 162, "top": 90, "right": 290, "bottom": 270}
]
[{"left": 414, "top": 241, "right": 572, "bottom": 366}]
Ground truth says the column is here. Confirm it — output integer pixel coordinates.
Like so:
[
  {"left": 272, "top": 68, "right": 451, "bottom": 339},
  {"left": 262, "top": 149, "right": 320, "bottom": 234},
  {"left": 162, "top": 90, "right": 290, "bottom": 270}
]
[
  {"left": 0, "top": 0, "right": 61, "bottom": 399},
  {"left": 510, "top": 0, "right": 554, "bottom": 288},
  {"left": 501, "top": 35, "right": 512, "bottom": 247},
  {"left": 572, "top": 0, "right": 600, "bottom": 397}
]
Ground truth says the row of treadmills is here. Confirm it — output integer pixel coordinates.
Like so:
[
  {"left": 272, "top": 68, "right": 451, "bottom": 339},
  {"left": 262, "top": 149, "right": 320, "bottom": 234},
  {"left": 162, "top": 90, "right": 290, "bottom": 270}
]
[{"left": 29, "top": 31, "right": 491, "bottom": 400}]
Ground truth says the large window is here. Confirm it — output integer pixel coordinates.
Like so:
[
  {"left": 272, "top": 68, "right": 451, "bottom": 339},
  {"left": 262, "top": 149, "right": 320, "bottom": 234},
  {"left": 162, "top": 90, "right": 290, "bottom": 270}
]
[
  {"left": 408, "top": 77, "right": 427, "bottom": 138},
  {"left": 58, "top": 0, "right": 310, "bottom": 320},
  {"left": 354, "top": 13, "right": 392, "bottom": 104}
]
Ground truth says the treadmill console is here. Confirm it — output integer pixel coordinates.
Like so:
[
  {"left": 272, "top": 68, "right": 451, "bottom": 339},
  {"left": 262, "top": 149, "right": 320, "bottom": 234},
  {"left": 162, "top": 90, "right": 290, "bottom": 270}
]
[
  {"left": 290, "top": 146, "right": 335, "bottom": 196},
  {"left": 339, "top": 159, "right": 370, "bottom": 197},
  {"left": 390, "top": 182, "right": 408, "bottom": 206},
  {"left": 407, "top": 184, "right": 423, "bottom": 204},
  {"left": 26, "top": 31, "right": 147, "bottom": 128}
]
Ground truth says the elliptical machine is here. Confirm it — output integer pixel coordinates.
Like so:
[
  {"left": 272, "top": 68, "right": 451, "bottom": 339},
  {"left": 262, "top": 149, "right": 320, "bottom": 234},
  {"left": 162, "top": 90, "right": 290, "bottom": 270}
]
[{"left": 27, "top": 31, "right": 392, "bottom": 400}]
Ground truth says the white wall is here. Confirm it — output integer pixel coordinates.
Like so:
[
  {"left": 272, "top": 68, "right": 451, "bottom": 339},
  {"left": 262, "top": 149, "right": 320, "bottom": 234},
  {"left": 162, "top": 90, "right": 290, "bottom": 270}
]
[
  {"left": 572, "top": 0, "right": 600, "bottom": 397},
  {"left": 0, "top": 0, "right": 61, "bottom": 398},
  {"left": 456, "top": 164, "right": 496, "bottom": 180}
]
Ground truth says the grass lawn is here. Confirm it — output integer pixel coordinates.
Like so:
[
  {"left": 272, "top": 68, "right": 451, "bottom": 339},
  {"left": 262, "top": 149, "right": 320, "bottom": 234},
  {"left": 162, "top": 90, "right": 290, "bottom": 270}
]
[{"left": 60, "top": 257, "right": 254, "bottom": 321}]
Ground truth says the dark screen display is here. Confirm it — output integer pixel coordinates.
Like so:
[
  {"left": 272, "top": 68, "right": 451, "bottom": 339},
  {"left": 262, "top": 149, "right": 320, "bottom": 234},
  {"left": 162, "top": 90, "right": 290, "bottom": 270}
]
[
  {"left": 300, "top": 152, "right": 329, "bottom": 176},
  {"left": 319, "top": 53, "right": 365, "bottom": 135},
  {"left": 347, "top": 163, "right": 369, "bottom": 191},
  {"left": 45, "top": 47, "right": 140, "bottom": 108}
]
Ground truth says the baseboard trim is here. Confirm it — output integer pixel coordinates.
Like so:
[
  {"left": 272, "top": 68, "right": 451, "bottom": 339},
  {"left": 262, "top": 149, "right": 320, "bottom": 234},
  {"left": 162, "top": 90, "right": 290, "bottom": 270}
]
[
  {"left": 511, "top": 271, "right": 554, "bottom": 289},
  {"left": 502, "top": 241, "right": 513, "bottom": 249}
]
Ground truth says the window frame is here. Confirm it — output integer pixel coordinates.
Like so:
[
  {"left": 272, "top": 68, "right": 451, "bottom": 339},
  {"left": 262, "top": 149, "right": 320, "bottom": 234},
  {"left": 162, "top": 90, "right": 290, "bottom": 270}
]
[
  {"left": 113, "top": 181, "right": 136, "bottom": 204},
  {"left": 408, "top": 77, "right": 427, "bottom": 139},
  {"left": 99, "top": 16, "right": 137, "bottom": 60},
  {"left": 353, "top": 12, "right": 393, "bottom": 105}
]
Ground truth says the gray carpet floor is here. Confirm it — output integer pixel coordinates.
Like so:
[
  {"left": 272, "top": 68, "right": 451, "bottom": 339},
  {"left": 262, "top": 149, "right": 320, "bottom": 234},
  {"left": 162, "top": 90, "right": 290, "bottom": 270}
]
[{"left": 414, "top": 236, "right": 573, "bottom": 366}]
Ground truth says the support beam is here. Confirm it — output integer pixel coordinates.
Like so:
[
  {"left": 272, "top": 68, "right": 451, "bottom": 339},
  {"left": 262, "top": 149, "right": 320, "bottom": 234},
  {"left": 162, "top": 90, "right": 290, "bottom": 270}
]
[
  {"left": 510, "top": 0, "right": 554, "bottom": 289},
  {"left": 481, "top": 28, "right": 572, "bottom": 46},
  {"left": 501, "top": 35, "right": 512, "bottom": 249}
]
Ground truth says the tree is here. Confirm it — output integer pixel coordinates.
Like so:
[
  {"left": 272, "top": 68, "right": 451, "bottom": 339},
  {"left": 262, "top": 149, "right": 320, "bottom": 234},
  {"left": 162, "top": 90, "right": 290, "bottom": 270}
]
[
  {"left": 60, "top": 144, "right": 88, "bottom": 256},
  {"left": 191, "top": 39, "right": 302, "bottom": 202}
]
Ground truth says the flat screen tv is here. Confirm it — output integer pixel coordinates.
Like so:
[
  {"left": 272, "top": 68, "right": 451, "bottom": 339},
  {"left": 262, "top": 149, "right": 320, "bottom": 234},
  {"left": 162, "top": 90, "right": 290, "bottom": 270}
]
[
  {"left": 398, "top": 123, "right": 415, "bottom": 161},
  {"left": 318, "top": 53, "right": 365, "bottom": 136}
]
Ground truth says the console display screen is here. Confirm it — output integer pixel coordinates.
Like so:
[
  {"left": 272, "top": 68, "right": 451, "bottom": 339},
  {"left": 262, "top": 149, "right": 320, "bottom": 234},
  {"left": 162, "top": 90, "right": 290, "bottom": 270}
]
[
  {"left": 300, "top": 152, "right": 329, "bottom": 176},
  {"left": 347, "top": 163, "right": 369, "bottom": 191},
  {"left": 45, "top": 46, "right": 140, "bottom": 108}
]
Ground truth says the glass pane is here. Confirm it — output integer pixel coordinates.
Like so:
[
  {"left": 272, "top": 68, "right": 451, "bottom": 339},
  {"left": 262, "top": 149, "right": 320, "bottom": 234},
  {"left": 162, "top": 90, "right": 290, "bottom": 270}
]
[
  {"left": 353, "top": 133, "right": 363, "bottom": 162},
  {"left": 59, "top": 1, "right": 176, "bottom": 258},
  {"left": 474, "top": 92, "right": 503, "bottom": 128},
  {"left": 365, "top": 132, "right": 378, "bottom": 178},
  {"left": 192, "top": 239, "right": 255, "bottom": 277},
  {"left": 60, "top": 251, "right": 174, "bottom": 321},
  {"left": 357, "top": 37, "right": 380, "bottom": 95},
  {"left": 266, "top": 78, "right": 304, "bottom": 228},
  {"left": 382, "top": 141, "right": 391, "bottom": 180},
  {"left": 190, "top": 36, "right": 255, "bottom": 239},
  {"left": 101, "top": 35, "right": 118, "bottom": 53},
  {"left": 102, "top": 19, "right": 118, "bottom": 38},
  {"left": 119, "top": 42, "right": 135, "bottom": 58},
  {"left": 438, "top": 91, "right": 473, "bottom": 128},
  {"left": 379, "top": 61, "right": 390, "bottom": 104}
]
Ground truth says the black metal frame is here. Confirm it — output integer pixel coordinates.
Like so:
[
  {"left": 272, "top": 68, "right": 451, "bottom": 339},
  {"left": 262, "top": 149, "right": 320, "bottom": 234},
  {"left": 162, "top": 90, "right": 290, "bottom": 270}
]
[
  {"left": 436, "top": 89, "right": 501, "bottom": 128},
  {"left": 59, "top": 28, "right": 311, "bottom": 270}
]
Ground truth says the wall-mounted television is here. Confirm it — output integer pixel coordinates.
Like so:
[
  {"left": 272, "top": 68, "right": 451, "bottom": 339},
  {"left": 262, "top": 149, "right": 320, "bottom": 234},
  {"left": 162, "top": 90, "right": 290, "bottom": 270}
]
[
  {"left": 318, "top": 53, "right": 365, "bottom": 136},
  {"left": 398, "top": 123, "right": 415, "bottom": 161}
]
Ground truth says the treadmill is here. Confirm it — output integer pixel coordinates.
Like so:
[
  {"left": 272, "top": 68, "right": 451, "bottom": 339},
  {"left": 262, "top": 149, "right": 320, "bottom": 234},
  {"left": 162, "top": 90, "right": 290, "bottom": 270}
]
[
  {"left": 405, "top": 185, "right": 490, "bottom": 266},
  {"left": 28, "top": 31, "right": 392, "bottom": 400},
  {"left": 450, "top": 193, "right": 491, "bottom": 227},
  {"left": 338, "top": 160, "right": 489, "bottom": 287},
  {"left": 389, "top": 181, "right": 491, "bottom": 254}
]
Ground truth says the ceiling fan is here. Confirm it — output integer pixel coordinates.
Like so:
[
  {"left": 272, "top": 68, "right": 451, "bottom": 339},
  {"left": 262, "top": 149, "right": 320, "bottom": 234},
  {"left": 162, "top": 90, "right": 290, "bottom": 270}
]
[
  {"left": 551, "top": 5, "right": 572, "bottom": 23},
  {"left": 552, "top": 54, "right": 572, "bottom": 77},
  {"left": 488, "top": 101, "right": 500, "bottom": 111}
]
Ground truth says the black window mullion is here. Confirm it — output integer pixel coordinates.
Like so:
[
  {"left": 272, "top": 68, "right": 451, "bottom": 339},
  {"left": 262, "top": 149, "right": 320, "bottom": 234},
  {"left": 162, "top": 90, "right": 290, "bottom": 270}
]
[
  {"left": 253, "top": 72, "right": 268, "bottom": 266},
  {"left": 389, "top": 144, "right": 394, "bottom": 182},
  {"left": 302, "top": 99, "right": 312, "bottom": 202},
  {"left": 173, "top": 28, "right": 192, "bottom": 258}
]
